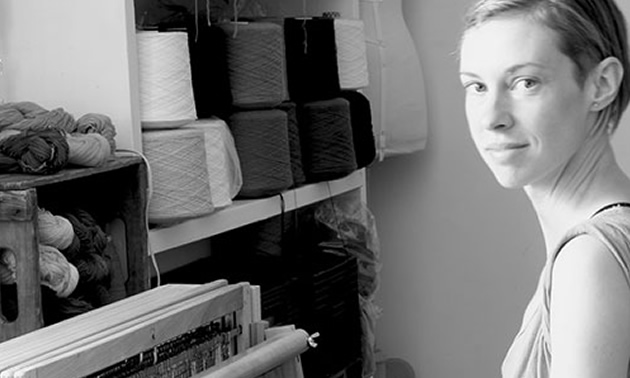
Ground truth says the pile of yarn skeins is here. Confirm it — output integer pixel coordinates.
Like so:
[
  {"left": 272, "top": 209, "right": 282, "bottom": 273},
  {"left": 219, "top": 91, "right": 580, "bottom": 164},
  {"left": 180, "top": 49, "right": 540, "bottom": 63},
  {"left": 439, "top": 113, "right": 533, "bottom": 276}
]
[{"left": 0, "top": 101, "right": 116, "bottom": 175}]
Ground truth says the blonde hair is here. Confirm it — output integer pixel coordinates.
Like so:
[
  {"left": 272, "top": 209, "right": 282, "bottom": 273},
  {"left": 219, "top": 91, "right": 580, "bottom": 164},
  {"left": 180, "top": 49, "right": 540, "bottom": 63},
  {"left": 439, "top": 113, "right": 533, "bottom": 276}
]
[{"left": 462, "top": 0, "right": 630, "bottom": 133}]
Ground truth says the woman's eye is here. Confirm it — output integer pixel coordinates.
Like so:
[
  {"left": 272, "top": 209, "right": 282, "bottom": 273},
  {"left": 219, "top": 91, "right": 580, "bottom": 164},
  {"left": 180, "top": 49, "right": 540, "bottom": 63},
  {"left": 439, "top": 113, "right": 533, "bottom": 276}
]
[
  {"left": 513, "top": 78, "right": 539, "bottom": 91},
  {"left": 464, "top": 82, "right": 487, "bottom": 94}
]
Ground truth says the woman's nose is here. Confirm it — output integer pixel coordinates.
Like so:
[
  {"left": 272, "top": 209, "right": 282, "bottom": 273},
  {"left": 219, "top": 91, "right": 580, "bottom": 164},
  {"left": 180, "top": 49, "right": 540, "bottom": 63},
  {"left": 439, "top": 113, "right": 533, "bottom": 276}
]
[{"left": 482, "top": 92, "right": 514, "bottom": 130}]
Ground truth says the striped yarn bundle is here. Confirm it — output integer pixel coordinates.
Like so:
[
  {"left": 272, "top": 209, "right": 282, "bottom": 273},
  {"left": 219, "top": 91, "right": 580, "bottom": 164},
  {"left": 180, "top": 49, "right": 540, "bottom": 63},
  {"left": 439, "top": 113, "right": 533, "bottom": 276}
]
[
  {"left": 142, "top": 128, "right": 214, "bottom": 224},
  {"left": 277, "top": 102, "right": 305, "bottom": 188},
  {"left": 334, "top": 19, "right": 369, "bottom": 90},
  {"left": 219, "top": 22, "right": 288, "bottom": 109},
  {"left": 298, "top": 98, "right": 357, "bottom": 182},
  {"left": 182, "top": 118, "right": 243, "bottom": 208},
  {"left": 338, "top": 90, "right": 376, "bottom": 168},
  {"left": 284, "top": 17, "right": 341, "bottom": 102},
  {"left": 228, "top": 109, "right": 293, "bottom": 198},
  {"left": 137, "top": 30, "right": 197, "bottom": 129}
]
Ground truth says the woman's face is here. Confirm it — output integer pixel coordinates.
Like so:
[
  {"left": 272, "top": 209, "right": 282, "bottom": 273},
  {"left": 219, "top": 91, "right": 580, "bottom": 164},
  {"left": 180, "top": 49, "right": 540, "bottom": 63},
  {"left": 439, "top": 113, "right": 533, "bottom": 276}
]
[{"left": 459, "top": 16, "right": 595, "bottom": 189}]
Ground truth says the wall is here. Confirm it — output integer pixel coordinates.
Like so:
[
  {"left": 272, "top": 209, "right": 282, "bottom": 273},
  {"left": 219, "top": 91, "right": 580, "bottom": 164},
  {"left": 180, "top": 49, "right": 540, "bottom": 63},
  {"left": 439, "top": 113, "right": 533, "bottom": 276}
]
[
  {"left": 0, "top": 0, "right": 142, "bottom": 151},
  {"left": 367, "top": 1, "right": 630, "bottom": 378}
]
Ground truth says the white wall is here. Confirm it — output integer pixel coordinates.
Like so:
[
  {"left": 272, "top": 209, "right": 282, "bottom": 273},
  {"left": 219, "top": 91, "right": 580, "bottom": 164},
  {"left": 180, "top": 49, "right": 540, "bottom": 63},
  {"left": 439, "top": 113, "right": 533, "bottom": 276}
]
[
  {"left": 0, "top": 0, "right": 142, "bottom": 151},
  {"left": 368, "top": 1, "right": 630, "bottom": 377}
]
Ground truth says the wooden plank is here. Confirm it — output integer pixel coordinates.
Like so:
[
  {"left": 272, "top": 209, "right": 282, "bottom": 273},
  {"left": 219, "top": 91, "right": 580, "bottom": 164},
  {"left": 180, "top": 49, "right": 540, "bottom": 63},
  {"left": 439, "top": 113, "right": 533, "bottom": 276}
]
[
  {"left": 5, "top": 282, "right": 247, "bottom": 378},
  {"left": 0, "top": 190, "right": 36, "bottom": 221},
  {"left": 0, "top": 280, "right": 228, "bottom": 371},
  {"left": 0, "top": 155, "right": 143, "bottom": 190}
]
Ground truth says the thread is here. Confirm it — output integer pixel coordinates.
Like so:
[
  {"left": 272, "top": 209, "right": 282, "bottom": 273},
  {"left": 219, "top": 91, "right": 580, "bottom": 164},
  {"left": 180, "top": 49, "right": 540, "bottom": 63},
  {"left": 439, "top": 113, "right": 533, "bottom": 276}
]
[
  {"left": 142, "top": 128, "right": 214, "bottom": 224},
  {"left": 338, "top": 90, "right": 376, "bottom": 168},
  {"left": 182, "top": 118, "right": 243, "bottom": 208},
  {"left": 334, "top": 19, "right": 369, "bottom": 89},
  {"left": 277, "top": 102, "right": 305, "bottom": 187},
  {"left": 284, "top": 17, "right": 341, "bottom": 102},
  {"left": 228, "top": 109, "right": 293, "bottom": 198},
  {"left": 219, "top": 22, "right": 288, "bottom": 109},
  {"left": 298, "top": 98, "right": 357, "bottom": 182},
  {"left": 137, "top": 30, "right": 197, "bottom": 128}
]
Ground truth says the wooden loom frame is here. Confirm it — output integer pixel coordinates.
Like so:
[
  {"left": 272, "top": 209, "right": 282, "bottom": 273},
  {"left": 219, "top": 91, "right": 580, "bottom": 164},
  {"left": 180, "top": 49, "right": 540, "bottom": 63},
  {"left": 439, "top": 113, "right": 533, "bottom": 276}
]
[{"left": 0, "top": 280, "right": 313, "bottom": 378}]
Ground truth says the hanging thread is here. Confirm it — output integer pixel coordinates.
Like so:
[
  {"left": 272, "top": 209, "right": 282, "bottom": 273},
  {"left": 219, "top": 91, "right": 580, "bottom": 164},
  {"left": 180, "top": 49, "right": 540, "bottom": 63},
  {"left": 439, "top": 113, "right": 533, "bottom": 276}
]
[
  {"left": 228, "top": 109, "right": 293, "bottom": 198},
  {"left": 334, "top": 19, "right": 369, "bottom": 90},
  {"left": 182, "top": 118, "right": 243, "bottom": 208},
  {"left": 298, "top": 98, "right": 357, "bottom": 182},
  {"left": 137, "top": 30, "right": 197, "bottom": 129},
  {"left": 142, "top": 128, "right": 214, "bottom": 224},
  {"left": 219, "top": 22, "right": 288, "bottom": 109}
]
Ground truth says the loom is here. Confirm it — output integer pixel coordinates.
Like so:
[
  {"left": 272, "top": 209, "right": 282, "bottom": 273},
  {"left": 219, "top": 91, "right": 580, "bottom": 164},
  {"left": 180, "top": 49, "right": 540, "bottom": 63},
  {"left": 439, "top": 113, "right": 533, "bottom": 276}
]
[{"left": 0, "top": 280, "right": 315, "bottom": 378}]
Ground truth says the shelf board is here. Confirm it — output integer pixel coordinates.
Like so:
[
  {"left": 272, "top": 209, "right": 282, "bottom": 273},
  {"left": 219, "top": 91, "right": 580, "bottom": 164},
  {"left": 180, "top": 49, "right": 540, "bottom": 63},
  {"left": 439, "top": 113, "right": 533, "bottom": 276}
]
[{"left": 149, "top": 169, "right": 366, "bottom": 254}]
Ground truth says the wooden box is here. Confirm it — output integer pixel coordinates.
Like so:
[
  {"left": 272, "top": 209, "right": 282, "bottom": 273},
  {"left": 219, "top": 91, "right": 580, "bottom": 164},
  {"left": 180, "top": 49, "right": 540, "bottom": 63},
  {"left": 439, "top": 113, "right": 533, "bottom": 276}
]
[{"left": 0, "top": 154, "right": 149, "bottom": 342}]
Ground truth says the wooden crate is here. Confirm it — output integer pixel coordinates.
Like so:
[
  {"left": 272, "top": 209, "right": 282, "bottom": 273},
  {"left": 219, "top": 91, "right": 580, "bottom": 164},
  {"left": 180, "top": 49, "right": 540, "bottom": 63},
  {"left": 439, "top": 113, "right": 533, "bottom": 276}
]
[{"left": 0, "top": 154, "right": 149, "bottom": 342}]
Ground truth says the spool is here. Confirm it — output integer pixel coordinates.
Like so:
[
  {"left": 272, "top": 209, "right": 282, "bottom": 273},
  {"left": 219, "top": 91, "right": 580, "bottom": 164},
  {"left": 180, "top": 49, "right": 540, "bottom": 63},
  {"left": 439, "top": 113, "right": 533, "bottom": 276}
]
[
  {"left": 187, "top": 24, "right": 234, "bottom": 119},
  {"left": 284, "top": 17, "right": 341, "bottom": 102},
  {"left": 136, "top": 30, "right": 197, "bottom": 129},
  {"left": 298, "top": 98, "right": 357, "bottom": 182},
  {"left": 334, "top": 19, "right": 369, "bottom": 90},
  {"left": 219, "top": 22, "right": 288, "bottom": 109},
  {"left": 228, "top": 109, "right": 293, "bottom": 198},
  {"left": 277, "top": 102, "right": 305, "bottom": 188},
  {"left": 142, "top": 128, "right": 214, "bottom": 224},
  {"left": 338, "top": 90, "right": 376, "bottom": 168},
  {"left": 182, "top": 118, "right": 243, "bottom": 208}
]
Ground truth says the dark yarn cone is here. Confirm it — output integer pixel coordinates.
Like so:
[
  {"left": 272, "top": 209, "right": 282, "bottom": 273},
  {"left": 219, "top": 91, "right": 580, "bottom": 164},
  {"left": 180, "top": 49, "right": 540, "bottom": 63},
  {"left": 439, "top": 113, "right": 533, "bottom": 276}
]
[
  {"left": 229, "top": 109, "right": 293, "bottom": 198},
  {"left": 0, "top": 128, "right": 70, "bottom": 174},
  {"left": 284, "top": 17, "right": 341, "bottom": 102},
  {"left": 277, "top": 101, "right": 306, "bottom": 187},
  {"left": 338, "top": 90, "right": 376, "bottom": 168},
  {"left": 187, "top": 22, "right": 234, "bottom": 119},
  {"left": 298, "top": 98, "right": 357, "bottom": 182}
]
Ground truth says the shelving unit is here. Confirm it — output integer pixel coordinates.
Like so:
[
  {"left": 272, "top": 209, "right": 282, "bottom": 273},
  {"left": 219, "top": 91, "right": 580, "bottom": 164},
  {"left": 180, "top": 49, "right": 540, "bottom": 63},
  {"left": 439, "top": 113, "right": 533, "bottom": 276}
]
[{"left": 149, "top": 169, "right": 366, "bottom": 254}]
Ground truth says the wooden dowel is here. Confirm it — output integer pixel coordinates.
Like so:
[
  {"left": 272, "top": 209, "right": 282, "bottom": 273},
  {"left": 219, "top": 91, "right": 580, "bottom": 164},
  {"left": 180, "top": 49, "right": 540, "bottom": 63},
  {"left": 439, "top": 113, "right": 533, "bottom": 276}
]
[{"left": 196, "top": 329, "right": 310, "bottom": 378}]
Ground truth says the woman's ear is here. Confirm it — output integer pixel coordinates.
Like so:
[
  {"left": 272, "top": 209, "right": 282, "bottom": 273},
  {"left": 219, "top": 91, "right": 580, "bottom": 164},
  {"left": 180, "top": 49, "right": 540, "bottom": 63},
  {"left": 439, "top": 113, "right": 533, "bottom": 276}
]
[{"left": 590, "top": 56, "right": 624, "bottom": 111}]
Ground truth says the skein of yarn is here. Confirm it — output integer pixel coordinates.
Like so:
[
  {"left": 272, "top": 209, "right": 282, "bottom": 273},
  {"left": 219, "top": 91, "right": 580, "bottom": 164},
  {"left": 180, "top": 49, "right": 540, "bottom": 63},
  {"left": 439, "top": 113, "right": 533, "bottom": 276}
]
[
  {"left": 298, "top": 98, "right": 357, "bottom": 182},
  {"left": 38, "top": 208, "right": 75, "bottom": 251},
  {"left": 39, "top": 244, "right": 80, "bottom": 298},
  {"left": 334, "top": 19, "right": 369, "bottom": 90},
  {"left": 137, "top": 30, "right": 197, "bottom": 129},
  {"left": 65, "top": 133, "right": 112, "bottom": 167},
  {"left": 76, "top": 113, "right": 117, "bottom": 153},
  {"left": 0, "top": 128, "right": 70, "bottom": 174},
  {"left": 143, "top": 128, "right": 215, "bottom": 224},
  {"left": 219, "top": 22, "right": 288, "bottom": 109},
  {"left": 229, "top": 109, "right": 293, "bottom": 198}
]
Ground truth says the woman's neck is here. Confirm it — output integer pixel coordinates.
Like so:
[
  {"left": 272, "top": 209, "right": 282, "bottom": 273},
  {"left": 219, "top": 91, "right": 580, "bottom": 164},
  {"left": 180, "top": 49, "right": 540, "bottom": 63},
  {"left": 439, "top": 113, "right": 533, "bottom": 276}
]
[{"left": 524, "top": 136, "right": 630, "bottom": 253}]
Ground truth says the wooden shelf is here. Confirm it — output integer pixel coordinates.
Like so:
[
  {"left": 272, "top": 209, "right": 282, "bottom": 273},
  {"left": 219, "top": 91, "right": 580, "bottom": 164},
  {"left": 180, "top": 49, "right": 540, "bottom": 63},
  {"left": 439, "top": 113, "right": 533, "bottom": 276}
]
[{"left": 148, "top": 169, "right": 366, "bottom": 254}]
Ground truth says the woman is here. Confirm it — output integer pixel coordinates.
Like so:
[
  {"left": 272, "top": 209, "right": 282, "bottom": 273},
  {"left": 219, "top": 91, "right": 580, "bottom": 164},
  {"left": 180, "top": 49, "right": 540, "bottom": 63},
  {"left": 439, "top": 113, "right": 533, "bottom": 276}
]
[{"left": 458, "top": 0, "right": 630, "bottom": 377}]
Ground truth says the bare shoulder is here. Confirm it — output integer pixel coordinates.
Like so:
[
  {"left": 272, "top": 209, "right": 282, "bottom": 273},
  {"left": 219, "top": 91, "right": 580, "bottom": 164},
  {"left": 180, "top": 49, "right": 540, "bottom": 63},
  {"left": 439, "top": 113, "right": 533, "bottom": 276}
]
[{"left": 550, "top": 234, "right": 630, "bottom": 377}]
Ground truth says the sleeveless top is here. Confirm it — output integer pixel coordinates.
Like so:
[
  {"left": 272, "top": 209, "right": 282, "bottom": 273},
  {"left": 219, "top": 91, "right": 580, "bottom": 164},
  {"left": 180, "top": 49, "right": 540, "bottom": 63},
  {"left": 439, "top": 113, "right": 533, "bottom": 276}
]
[{"left": 501, "top": 205, "right": 630, "bottom": 378}]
